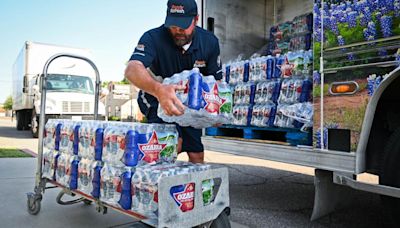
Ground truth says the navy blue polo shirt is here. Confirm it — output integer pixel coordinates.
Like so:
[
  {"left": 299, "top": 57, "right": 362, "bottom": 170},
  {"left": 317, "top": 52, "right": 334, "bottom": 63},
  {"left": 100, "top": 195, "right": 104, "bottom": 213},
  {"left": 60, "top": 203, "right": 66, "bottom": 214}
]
[{"left": 129, "top": 25, "right": 222, "bottom": 114}]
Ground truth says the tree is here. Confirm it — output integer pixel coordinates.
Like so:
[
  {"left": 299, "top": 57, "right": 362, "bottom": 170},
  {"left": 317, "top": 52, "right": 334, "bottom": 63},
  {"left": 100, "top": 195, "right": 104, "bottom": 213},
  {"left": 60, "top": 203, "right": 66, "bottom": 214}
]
[{"left": 3, "top": 96, "right": 12, "bottom": 110}]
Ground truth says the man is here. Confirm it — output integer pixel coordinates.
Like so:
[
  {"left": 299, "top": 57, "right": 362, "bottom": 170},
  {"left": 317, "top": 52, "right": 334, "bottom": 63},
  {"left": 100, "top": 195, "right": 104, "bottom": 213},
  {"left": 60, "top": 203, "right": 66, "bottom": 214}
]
[{"left": 125, "top": 0, "right": 222, "bottom": 163}]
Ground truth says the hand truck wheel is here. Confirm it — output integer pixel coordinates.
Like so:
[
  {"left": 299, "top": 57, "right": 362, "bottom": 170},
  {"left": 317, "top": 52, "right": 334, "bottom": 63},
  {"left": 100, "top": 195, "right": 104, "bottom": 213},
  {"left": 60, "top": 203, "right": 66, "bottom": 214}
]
[{"left": 27, "top": 193, "right": 42, "bottom": 215}]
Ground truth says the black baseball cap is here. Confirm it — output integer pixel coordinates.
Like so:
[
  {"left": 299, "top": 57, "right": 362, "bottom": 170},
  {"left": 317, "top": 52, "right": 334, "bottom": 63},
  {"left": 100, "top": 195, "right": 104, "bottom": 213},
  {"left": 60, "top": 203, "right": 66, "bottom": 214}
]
[{"left": 164, "top": 0, "right": 198, "bottom": 29}]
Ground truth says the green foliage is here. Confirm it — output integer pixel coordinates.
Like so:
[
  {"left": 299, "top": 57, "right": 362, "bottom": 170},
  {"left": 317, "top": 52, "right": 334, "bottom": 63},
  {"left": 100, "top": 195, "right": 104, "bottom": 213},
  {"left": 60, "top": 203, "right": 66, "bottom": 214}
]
[
  {"left": 313, "top": 42, "right": 321, "bottom": 71},
  {"left": 0, "top": 148, "right": 32, "bottom": 158},
  {"left": 313, "top": 84, "right": 330, "bottom": 98},
  {"left": 109, "top": 116, "right": 121, "bottom": 121},
  {"left": 120, "top": 77, "right": 130, "bottom": 85},
  {"left": 3, "top": 96, "right": 12, "bottom": 110}
]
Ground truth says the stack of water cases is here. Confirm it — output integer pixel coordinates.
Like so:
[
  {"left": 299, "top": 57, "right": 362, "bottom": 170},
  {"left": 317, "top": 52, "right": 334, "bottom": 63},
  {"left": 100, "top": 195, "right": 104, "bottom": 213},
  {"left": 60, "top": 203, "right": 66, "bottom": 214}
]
[
  {"left": 42, "top": 119, "right": 215, "bottom": 217},
  {"left": 158, "top": 68, "right": 233, "bottom": 129},
  {"left": 268, "top": 13, "right": 313, "bottom": 55},
  {"left": 223, "top": 49, "right": 313, "bottom": 129},
  {"left": 274, "top": 50, "right": 313, "bottom": 129}
]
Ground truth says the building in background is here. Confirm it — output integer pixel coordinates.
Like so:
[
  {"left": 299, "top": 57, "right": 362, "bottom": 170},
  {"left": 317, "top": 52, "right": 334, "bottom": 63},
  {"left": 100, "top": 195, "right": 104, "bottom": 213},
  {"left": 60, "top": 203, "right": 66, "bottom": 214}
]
[{"left": 104, "top": 82, "right": 143, "bottom": 121}]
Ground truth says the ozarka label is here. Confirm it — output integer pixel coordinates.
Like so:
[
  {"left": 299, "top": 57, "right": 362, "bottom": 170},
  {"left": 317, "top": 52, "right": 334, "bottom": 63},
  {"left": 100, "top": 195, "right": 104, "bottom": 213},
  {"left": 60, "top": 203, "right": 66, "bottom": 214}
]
[
  {"left": 170, "top": 183, "right": 195, "bottom": 212},
  {"left": 138, "top": 131, "right": 167, "bottom": 163},
  {"left": 202, "top": 84, "right": 226, "bottom": 114}
]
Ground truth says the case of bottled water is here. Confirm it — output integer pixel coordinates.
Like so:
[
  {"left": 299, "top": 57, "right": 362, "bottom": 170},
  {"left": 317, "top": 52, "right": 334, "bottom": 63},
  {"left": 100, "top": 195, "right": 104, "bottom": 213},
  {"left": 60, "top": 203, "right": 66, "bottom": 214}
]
[{"left": 158, "top": 68, "right": 233, "bottom": 128}]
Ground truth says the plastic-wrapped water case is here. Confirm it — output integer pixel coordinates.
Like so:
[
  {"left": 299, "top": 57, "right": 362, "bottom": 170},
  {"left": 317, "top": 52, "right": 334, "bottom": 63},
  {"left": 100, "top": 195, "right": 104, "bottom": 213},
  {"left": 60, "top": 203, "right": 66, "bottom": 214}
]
[{"left": 158, "top": 68, "right": 234, "bottom": 129}]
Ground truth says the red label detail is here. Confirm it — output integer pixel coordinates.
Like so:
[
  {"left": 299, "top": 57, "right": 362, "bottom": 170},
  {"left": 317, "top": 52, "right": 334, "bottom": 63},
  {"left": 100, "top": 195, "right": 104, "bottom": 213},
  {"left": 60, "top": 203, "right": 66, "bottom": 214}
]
[
  {"left": 202, "top": 84, "right": 226, "bottom": 114},
  {"left": 173, "top": 183, "right": 195, "bottom": 212},
  {"left": 138, "top": 131, "right": 167, "bottom": 163}
]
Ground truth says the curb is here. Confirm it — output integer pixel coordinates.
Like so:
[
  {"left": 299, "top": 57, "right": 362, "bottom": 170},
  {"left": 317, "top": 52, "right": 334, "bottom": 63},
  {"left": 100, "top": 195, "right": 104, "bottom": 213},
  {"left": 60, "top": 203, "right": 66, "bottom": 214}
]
[{"left": 21, "top": 148, "right": 37, "bottom": 157}]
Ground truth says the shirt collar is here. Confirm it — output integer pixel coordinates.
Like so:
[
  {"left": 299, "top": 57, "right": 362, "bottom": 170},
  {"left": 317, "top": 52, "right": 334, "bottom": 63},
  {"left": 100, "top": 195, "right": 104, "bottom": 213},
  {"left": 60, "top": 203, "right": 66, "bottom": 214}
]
[{"left": 182, "top": 42, "right": 192, "bottom": 51}]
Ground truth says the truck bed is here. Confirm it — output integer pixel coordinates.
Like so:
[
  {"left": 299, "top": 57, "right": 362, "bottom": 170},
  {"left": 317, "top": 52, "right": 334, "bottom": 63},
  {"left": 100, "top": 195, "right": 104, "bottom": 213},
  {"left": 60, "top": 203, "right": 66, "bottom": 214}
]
[{"left": 202, "top": 136, "right": 356, "bottom": 173}]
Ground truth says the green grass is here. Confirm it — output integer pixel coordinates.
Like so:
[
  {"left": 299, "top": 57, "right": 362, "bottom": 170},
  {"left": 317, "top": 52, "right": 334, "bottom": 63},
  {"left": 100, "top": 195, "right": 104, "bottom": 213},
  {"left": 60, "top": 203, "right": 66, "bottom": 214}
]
[{"left": 0, "top": 148, "right": 32, "bottom": 158}]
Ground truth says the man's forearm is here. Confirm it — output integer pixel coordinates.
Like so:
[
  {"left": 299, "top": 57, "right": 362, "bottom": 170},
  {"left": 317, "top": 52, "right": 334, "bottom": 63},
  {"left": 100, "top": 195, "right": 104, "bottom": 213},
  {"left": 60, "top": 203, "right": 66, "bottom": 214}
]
[{"left": 124, "top": 60, "right": 161, "bottom": 98}]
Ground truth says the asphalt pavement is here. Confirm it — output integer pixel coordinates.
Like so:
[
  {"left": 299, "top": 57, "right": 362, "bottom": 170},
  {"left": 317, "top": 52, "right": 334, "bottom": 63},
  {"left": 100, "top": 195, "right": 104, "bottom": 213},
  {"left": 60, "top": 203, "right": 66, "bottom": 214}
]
[{"left": 0, "top": 117, "right": 390, "bottom": 227}]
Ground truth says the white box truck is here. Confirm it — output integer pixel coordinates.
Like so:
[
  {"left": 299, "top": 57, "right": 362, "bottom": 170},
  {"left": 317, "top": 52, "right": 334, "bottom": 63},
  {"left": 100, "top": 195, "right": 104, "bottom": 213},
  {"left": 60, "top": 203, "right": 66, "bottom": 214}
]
[
  {"left": 198, "top": 0, "right": 400, "bottom": 224},
  {"left": 12, "top": 41, "right": 105, "bottom": 137}
]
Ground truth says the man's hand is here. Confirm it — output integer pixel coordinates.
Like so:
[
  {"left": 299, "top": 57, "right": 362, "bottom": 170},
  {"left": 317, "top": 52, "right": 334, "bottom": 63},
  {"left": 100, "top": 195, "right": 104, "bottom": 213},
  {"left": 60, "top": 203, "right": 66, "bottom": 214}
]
[{"left": 155, "top": 84, "right": 186, "bottom": 116}]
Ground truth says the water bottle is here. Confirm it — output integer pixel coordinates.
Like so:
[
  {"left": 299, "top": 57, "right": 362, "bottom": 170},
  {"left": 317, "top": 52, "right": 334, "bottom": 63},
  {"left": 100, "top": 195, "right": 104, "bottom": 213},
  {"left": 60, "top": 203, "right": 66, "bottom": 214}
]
[
  {"left": 56, "top": 153, "right": 71, "bottom": 186},
  {"left": 118, "top": 167, "right": 133, "bottom": 210},
  {"left": 91, "top": 161, "right": 103, "bottom": 199},
  {"left": 176, "top": 70, "right": 190, "bottom": 106},
  {"left": 266, "top": 55, "right": 275, "bottom": 80},
  {"left": 72, "top": 123, "right": 81, "bottom": 156},
  {"left": 69, "top": 155, "right": 80, "bottom": 190},
  {"left": 103, "top": 124, "right": 127, "bottom": 166},
  {"left": 55, "top": 122, "right": 63, "bottom": 151},
  {"left": 78, "top": 158, "right": 92, "bottom": 194},
  {"left": 243, "top": 60, "right": 250, "bottom": 82},
  {"left": 188, "top": 68, "right": 203, "bottom": 110},
  {"left": 224, "top": 64, "right": 230, "bottom": 84},
  {"left": 123, "top": 128, "right": 139, "bottom": 167},
  {"left": 234, "top": 83, "right": 242, "bottom": 105},
  {"left": 44, "top": 119, "right": 57, "bottom": 150},
  {"left": 42, "top": 148, "right": 54, "bottom": 179},
  {"left": 100, "top": 163, "right": 123, "bottom": 206},
  {"left": 131, "top": 167, "right": 143, "bottom": 211},
  {"left": 299, "top": 77, "right": 312, "bottom": 102},
  {"left": 292, "top": 78, "right": 303, "bottom": 103}
]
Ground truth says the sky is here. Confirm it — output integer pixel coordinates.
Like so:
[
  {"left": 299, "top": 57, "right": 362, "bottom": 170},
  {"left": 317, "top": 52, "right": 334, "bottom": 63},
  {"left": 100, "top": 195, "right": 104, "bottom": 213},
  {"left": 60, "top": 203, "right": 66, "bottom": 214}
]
[{"left": 0, "top": 0, "right": 167, "bottom": 103}]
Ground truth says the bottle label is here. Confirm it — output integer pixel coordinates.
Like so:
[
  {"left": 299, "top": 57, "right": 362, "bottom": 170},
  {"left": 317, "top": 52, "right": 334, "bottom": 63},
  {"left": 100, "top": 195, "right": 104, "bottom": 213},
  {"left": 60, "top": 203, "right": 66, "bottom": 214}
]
[
  {"left": 171, "top": 183, "right": 195, "bottom": 212},
  {"left": 138, "top": 131, "right": 167, "bottom": 163},
  {"left": 202, "top": 84, "right": 227, "bottom": 114}
]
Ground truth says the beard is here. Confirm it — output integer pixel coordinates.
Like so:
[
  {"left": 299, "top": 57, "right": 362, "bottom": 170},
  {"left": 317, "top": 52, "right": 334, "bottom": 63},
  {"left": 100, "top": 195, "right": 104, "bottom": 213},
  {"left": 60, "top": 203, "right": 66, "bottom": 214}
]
[{"left": 169, "top": 29, "right": 195, "bottom": 47}]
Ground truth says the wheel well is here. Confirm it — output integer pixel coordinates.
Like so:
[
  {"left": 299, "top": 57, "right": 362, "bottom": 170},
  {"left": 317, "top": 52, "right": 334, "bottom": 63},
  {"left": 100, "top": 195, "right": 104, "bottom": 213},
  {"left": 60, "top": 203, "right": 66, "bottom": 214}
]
[{"left": 366, "top": 75, "right": 400, "bottom": 175}]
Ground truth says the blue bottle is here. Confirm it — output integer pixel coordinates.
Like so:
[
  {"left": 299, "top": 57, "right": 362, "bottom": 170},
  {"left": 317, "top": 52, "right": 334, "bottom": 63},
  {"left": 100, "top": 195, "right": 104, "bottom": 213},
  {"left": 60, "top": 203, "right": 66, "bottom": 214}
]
[
  {"left": 243, "top": 61, "right": 250, "bottom": 82},
  {"left": 53, "top": 152, "right": 60, "bottom": 181},
  {"left": 55, "top": 123, "right": 62, "bottom": 151},
  {"left": 123, "top": 130, "right": 139, "bottom": 167},
  {"left": 118, "top": 170, "right": 133, "bottom": 210},
  {"left": 249, "top": 83, "right": 256, "bottom": 105},
  {"left": 266, "top": 56, "right": 275, "bottom": 80},
  {"left": 299, "top": 78, "right": 312, "bottom": 102},
  {"left": 91, "top": 163, "right": 102, "bottom": 199},
  {"left": 69, "top": 157, "right": 79, "bottom": 190},
  {"left": 73, "top": 124, "right": 80, "bottom": 156},
  {"left": 94, "top": 128, "right": 104, "bottom": 161},
  {"left": 225, "top": 65, "right": 230, "bottom": 84},
  {"left": 188, "top": 69, "right": 203, "bottom": 110}
]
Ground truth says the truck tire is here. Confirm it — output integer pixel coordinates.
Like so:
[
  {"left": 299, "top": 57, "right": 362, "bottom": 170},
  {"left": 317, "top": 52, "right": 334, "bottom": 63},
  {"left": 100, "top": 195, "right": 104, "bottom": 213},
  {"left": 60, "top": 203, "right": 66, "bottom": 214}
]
[
  {"left": 380, "top": 127, "right": 400, "bottom": 226},
  {"left": 16, "top": 111, "right": 24, "bottom": 131},
  {"left": 210, "top": 212, "right": 231, "bottom": 228},
  {"left": 24, "top": 110, "right": 31, "bottom": 130},
  {"left": 31, "top": 110, "right": 38, "bottom": 138}
]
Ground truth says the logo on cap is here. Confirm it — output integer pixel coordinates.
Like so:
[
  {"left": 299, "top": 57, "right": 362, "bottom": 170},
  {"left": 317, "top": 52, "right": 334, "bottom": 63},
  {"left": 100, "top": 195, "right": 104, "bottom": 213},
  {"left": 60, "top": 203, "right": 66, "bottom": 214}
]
[{"left": 170, "top": 5, "right": 185, "bottom": 14}]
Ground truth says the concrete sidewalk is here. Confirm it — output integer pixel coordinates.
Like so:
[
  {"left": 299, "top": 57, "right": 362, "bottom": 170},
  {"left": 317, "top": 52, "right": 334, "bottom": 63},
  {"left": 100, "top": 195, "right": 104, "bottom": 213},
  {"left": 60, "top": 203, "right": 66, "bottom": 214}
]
[
  {"left": 0, "top": 158, "right": 245, "bottom": 228},
  {"left": 0, "top": 158, "right": 145, "bottom": 228}
]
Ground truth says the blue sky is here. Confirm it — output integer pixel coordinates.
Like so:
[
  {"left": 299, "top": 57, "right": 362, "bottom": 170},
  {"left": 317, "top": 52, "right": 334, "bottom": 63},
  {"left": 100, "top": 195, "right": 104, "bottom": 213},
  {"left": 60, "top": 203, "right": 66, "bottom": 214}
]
[{"left": 0, "top": 0, "right": 166, "bottom": 103}]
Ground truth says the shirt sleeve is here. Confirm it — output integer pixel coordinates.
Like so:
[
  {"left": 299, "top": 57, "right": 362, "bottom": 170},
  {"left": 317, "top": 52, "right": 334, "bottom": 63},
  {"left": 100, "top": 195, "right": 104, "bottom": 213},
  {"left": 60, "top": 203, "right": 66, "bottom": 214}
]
[
  {"left": 206, "top": 37, "right": 223, "bottom": 80},
  {"left": 129, "top": 32, "right": 156, "bottom": 68}
]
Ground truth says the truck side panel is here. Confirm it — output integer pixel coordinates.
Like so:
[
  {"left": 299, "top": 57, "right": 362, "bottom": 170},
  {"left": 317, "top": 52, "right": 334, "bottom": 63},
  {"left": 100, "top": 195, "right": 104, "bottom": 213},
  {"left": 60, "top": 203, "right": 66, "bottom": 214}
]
[{"left": 12, "top": 44, "right": 30, "bottom": 111}]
